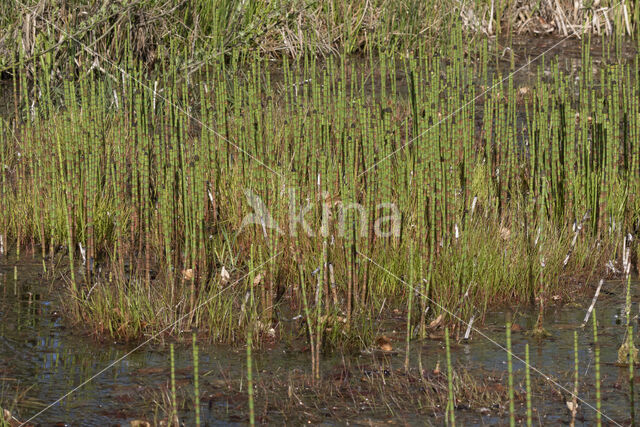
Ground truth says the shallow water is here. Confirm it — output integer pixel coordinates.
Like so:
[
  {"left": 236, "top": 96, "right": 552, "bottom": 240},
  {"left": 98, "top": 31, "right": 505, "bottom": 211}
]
[
  {"left": 447, "top": 283, "right": 638, "bottom": 426},
  {"left": 0, "top": 256, "right": 638, "bottom": 425}
]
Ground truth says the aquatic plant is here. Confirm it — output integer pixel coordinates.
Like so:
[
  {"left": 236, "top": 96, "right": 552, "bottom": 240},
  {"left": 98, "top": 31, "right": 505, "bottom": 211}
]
[
  {"left": 192, "top": 331, "right": 200, "bottom": 427},
  {"left": 2, "top": 0, "right": 637, "bottom": 81},
  {"left": 593, "top": 310, "right": 601, "bottom": 427},
  {"left": 169, "top": 343, "right": 178, "bottom": 426},
  {"left": 0, "top": 11, "right": 634, "bottom": 360},
  {"left": 506, "top": 317, "right": 515, "bottom": 427},
  {"left": 570, "top": 331, "right": 579, "bottom": 427},
  {"left": 445, "top": 327, "right": 455, "bottom": 426},
  {"left": 5, "top": 6, "right": 640, "bottom": 424},
  {"left": 525, "top": 343, "right": 532, "bottom": 427}
]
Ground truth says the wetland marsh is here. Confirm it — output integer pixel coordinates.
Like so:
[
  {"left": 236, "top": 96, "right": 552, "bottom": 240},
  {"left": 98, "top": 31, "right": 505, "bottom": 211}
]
[{"left": 2, "top": 0, "right": 640, "bottom": 425}]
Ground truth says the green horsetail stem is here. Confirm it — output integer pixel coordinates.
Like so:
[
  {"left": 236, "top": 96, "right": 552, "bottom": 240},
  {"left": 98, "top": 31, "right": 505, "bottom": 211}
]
[
  {"left": 247, "top": 323, "right": 255, "bottom": 427},
  {"left": 170, "top": 343, "right": 177, "bottom": 424},
  {"left": 445, "top": 327, "right": 455, "bottom": 426},
  {"left": 506, "top": 317, "right": 515, "bottom": 427},
  {"left": 593, "top": 310, "right": 601, "bottom": 427},
  {"left": 525, "top": 343, "right": 532, "bottom": 427},
  {"left": 571, "top": 331, "right": 579, "bottom": 426},
  {"left": 192, "top": 331, "right": 200, "bottom": 427}
]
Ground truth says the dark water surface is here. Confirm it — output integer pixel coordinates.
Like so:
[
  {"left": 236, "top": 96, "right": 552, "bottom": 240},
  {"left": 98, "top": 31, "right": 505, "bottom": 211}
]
[{"left": 0, "top": 256, "right": 638, "bottom": 426}]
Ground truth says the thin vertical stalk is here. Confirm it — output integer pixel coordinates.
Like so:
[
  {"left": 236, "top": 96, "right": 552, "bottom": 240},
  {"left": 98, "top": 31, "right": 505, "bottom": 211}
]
[
  {"left": 506, "top": 317, "right": 515, "bottom": 427},
  {"left": 570, "top": 331, "right": 579, "bottom": 427},
  {"left": 247, "top": 323, "right": 255, "bottom": 426},
  {"left": 192, "top": 331, "right": 200, "bottom": 427},
  {"left": 593, "top": 309, "right": 601, "bottom": 427},
  {"left": 445, "top": 327, "right": 455, "bottom": 426},
  {"left": 525, "top": 343, "right": 532, "bottom": 427},
  {"left": 405, "top": 244, "right": 414, "bottom": 372},
  {"left": 170, "top": 343, "right": 177, "bottom": 426}
]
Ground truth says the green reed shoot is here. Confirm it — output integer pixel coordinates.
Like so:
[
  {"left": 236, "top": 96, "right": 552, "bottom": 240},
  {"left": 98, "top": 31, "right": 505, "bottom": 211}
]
[
  {"left": 192, "top": 331, "right": 200, "bottom": 427},
  {"left": 593, "top": 310, "right": 601, "bottom": 427},
  {"left": 630, "top": 307, "right": 636, "bottom": 427},
  {"left": 405, "top": 244, "right": 414, "bottom": 373},
  {"left": 571, "top": 331, "right": 578, "bottom": 426},
  {"left": 247, "top": 322, "right": 255, "bottom": 426},
  {"left": 525, "top": 343, "right": 532, "bottom": 427},
  {"left": 170, "top": 343, "right": 177, "bottom": 426},
  {"left": 506, "top": 317, "right": 515, "bottom": 427},
  {"left": 445, "top": 327, "right": 455, "bottom": 426}
]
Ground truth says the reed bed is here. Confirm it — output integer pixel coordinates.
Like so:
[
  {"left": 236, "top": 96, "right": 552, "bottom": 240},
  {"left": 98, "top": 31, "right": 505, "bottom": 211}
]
[
  {"left": 0, "top": 19, "right": 638, "bottom": 353},
  {"left": 1, "top": 0, "right": 638, "bottom": 81}
]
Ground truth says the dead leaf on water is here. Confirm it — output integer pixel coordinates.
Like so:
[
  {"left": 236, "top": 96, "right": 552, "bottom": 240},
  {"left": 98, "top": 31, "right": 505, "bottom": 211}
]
[
  {"left": 376, "top": 336, "right": 393, "bottom": 352},
  {"left": 429, "top": 314, "right": 444, "bottom": 329}
]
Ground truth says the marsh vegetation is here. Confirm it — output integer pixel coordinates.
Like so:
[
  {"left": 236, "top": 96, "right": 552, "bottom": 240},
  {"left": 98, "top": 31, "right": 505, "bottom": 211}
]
[{"left": 2, "top": 0, "right": 640, "bottom": 425}]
